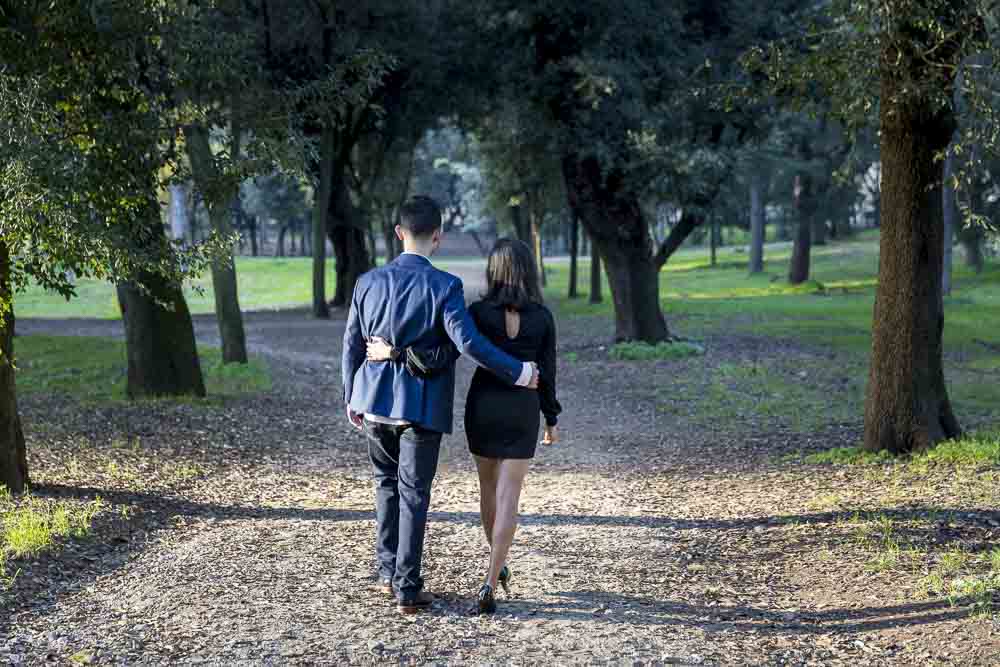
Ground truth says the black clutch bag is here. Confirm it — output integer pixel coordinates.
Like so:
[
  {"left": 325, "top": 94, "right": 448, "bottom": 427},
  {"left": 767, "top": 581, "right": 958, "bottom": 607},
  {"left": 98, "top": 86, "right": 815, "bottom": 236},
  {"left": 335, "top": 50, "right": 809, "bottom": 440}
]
[{"left": 401, "top": 344, "right": 459, "bottom": 378}]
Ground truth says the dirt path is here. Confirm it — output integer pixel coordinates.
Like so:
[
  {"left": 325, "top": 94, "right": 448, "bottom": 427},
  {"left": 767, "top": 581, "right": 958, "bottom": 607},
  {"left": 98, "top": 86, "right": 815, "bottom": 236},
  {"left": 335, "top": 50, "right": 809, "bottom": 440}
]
[{"left": 4, "top": 264, "right": 1000, "bottom": 665}]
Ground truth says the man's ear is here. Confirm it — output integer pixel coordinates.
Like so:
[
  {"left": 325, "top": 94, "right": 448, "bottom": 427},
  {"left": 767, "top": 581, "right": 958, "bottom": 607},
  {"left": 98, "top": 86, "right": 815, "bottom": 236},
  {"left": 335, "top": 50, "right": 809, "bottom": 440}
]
[
  {"left": 432, "top": 227, "right": 443, "bottom": 245},
  {"left": 395, "top": 225, "right": 405, "bottom": 242}
]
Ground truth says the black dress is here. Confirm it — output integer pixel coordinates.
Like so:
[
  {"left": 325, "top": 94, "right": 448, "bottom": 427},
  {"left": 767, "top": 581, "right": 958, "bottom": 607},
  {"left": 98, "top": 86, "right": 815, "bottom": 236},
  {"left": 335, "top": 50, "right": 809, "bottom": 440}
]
[{"left": 464, "top": 301, "right": 561, "bottom": 460}]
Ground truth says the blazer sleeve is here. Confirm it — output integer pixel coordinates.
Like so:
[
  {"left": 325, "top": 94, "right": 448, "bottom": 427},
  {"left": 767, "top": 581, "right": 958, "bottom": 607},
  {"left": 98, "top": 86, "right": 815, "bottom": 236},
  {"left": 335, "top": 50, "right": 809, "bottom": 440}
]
[
  {"left": 539, "top": 308, "right": 562, "bottom": 426},
  {"left": 342, "top": 282, "right": 367, "bottom": 404},
  {"left": 440, "top": 278, "right": 522, "bottom": 385}
]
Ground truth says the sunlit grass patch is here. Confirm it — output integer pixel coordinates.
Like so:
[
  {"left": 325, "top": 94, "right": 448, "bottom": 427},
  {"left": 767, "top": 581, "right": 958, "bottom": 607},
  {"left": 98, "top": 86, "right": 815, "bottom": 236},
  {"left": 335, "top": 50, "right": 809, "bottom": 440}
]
[
  {"left": 921, "top": 548, "right": 1000, "bottom": 618},
  {"left": 0, "top": 488, "right": 104, "bottom": 586},
  {"left": 15, "top": 335, "right": 271, "bottom": 401},
  {"left": 911, "top": 432, "right": 1000, "bottom": 467},
  {"left": 807, "top": 432, "right": 1000, "bottom": 468},
  {"left": 608, "top": 340, "right": 705, "bottom": 361}
]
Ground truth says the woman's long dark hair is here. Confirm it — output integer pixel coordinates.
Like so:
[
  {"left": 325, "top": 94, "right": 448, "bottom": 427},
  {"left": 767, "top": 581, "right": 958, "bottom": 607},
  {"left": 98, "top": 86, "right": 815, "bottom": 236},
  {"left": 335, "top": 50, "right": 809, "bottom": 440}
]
[{"left": 483, "top": 238, "right": 544, "bottom": 309}]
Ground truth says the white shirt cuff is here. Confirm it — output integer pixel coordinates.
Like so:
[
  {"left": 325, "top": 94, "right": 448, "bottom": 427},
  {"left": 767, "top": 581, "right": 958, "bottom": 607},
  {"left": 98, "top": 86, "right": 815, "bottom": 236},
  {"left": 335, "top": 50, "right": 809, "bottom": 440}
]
[{"left": 515, "top": 362, "right": 533, "bottom": 387}]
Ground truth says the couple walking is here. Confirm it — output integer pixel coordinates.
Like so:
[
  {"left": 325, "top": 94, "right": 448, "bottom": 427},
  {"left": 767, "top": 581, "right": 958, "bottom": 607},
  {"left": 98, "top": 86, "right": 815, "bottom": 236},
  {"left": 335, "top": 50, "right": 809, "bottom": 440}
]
[{"left": 342, "top": 195, "right": 561, "bottom": 615}]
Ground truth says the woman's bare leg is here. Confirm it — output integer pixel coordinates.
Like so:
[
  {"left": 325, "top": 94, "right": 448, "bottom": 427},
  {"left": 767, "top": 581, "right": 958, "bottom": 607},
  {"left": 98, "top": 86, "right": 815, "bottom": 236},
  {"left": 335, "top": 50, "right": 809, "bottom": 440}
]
[
  {"left": 486, "top": 458, "right": 530, "bottom": 589},
  {"left": 474, "top": 455, "right": 501, "bottom": 548}
]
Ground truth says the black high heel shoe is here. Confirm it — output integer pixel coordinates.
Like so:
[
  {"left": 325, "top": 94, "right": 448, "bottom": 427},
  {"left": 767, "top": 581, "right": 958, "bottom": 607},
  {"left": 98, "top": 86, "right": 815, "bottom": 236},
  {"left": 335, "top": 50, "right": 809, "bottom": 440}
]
[
  {"left": 478, "top": 584, "right": 497, "bottom": 615},
  {"left": 498, "top": 565, "right": 512, "bottom": 597}
]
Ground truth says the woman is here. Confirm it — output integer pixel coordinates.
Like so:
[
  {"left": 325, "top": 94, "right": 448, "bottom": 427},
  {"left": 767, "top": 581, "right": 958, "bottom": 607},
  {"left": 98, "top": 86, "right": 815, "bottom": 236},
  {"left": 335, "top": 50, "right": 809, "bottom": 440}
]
[{"left": 366, "top": 238, "right": 561, "bottom": 614}]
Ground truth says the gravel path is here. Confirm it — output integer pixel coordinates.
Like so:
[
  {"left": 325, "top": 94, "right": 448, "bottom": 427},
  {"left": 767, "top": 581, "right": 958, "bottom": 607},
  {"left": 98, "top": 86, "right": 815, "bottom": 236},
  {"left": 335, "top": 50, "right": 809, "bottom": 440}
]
[{"left": 3, "top": 264, "right": 1000, "bottom": 665}]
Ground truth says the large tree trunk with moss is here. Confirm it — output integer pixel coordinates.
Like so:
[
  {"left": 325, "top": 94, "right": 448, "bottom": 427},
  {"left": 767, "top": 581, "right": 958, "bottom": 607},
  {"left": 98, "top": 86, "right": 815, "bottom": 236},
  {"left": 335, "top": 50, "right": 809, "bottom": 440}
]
[
  {"left": 749, "top": 171, "right": 766, "bottom": 274},
  {"left": 117, "top": 217, "right": 206, "bottom": 399},
  {"left": 0, "top": 241, "right": 28, "bottom": 493},
  {"left": 184, "top": 125, "right": 248, "bottom": 364},
  {"left": 563, "top": 154, "right": 667, "bottom": 342},
  {"left": 789, "top": 173, "right": 814, "bottom": 285},
  {"left": 863, "top": 23, "right": 963, "bottom": 454},
  {"left": 328, "top": 166, "right": 373, "bottom": 308}
]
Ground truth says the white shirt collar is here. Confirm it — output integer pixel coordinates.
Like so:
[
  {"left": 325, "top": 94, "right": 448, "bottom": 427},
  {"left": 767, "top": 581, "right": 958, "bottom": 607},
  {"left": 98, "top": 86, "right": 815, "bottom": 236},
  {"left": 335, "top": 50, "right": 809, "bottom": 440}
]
[{"left": 401, "top": 251, "right": 433, "bottom": 266}]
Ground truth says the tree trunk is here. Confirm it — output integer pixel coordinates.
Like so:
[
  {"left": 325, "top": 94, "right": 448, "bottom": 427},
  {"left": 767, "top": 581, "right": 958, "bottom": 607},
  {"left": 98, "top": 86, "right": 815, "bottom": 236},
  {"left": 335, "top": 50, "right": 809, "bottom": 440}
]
[
  {"left": 777, "top": 207, "right": 791, "bottom": 241},
  {"left": 531, "top": 214, "right": 547, "bottom": 287},
  {"left": 510, "top": 204, "right": 530, "bottom": 245},
  {"left": 311, "top": 127, "right": 333, "bottom": 318},
  {"left": 863, "top": 30, "right": 962, "bottom": 454},
  {"left": 568, "top": 212, "right": 580, "bottom": 298},
  {"left": 0, "top": 241, "right": 28, "bottom": 494},
  {"left": 563, "top": 154, "right": 667, "bottom": 341},
  {"left": 275, "top": 225, "right": 287, "bottom": 257},
  {"left": 184, "top": 125, "right": 248, "bottom": 364},
  {"left": 749, "top": 171, "right": 766, "bottom": 274},
  {"left": 327, "top": 165, "right": 373, "bottom": 307},
  {"left": 942, "top": 147, "right": 957, "bottom": 296},
  {"left": 812, "top": 218, "right": 828, "bottom": 246},
  {"left": 249, "top": 216, "right": 259, "bottom": 257},
  {"left": 960, "top": 224, "right": 985, "bottom": 273},
  {"left": 589, "top": 236, "right": 603, "bottom": 304},
  {"left": 382, "top": 212, "right": 401, "bottom": 263},
  {"left": 709, "top": 217, "right": 719, "bottom": 267},
  {"left": 655, "top": 211, "right": 701, "bottom": 267},
  {"left": 117, "top": 214, "right": 206, "bottom": 399},
  {"left": 789, "top": 173, "right": 813, "bottom": 285},
  {"left": 169, "top": 183, "right": 189, "bottom": 241}
]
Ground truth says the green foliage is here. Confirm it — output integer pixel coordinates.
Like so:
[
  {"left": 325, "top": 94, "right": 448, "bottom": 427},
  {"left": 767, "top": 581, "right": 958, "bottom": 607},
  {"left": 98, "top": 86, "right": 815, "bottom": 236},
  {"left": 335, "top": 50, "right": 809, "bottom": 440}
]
[
  {"left": 15, "top": 336, "right": 270, "bottom": 401},
  {"left": 609, "top": 341, "right": 705, "bottom": 362}
]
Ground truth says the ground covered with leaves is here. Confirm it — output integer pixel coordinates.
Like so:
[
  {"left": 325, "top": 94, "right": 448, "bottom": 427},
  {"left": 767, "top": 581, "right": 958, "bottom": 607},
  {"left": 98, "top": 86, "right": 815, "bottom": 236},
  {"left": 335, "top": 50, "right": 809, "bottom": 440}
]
[{"left": 3, "top": 256, "right": 1000, "bottom": 665}]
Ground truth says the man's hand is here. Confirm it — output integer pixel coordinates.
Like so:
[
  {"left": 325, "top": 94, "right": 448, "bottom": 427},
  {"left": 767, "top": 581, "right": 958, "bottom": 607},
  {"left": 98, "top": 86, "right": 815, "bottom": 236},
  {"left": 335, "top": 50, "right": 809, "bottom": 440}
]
[
  {"left": 527, "top": 362, "right": 539, "bottom": 389},
  {"left": 346, "top": 405, "right": 364, "bottom": 430},
  {"left": 366, "top": 336, "right": 395, "bottom": 362},
  {"left": 541, "top": 425, "right": 558, "bottom": 446}
]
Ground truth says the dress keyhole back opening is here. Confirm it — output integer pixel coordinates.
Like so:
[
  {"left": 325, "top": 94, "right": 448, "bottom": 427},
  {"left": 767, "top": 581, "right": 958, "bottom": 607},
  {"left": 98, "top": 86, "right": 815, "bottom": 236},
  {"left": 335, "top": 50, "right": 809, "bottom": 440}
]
[{"left": 504, "top": 308, "right": 521, "bottom": 340}]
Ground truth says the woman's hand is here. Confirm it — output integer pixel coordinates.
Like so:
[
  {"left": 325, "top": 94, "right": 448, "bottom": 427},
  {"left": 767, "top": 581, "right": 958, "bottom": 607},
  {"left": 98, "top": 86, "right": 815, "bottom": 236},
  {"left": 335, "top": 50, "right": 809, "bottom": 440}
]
[
  {"left": 541, "top": 425, "right": 558, "bottom": 446},
  {"left": 366, "top": 336, "right": 395, "bottom": 362}
]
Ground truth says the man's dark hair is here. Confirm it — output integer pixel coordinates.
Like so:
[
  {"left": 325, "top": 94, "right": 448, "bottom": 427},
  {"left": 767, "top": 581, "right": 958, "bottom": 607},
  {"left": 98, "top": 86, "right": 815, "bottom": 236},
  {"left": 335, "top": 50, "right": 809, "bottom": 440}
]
[{"left": 399, "top": 195, "right": 442, "bottom": 238}]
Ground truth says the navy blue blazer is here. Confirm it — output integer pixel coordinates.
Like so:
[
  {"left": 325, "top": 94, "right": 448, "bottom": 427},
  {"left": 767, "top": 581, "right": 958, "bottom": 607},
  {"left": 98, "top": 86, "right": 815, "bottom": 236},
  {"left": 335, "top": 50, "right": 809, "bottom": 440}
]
[{"left": 342, "top": 253, "right": 524, "bottom": 434}]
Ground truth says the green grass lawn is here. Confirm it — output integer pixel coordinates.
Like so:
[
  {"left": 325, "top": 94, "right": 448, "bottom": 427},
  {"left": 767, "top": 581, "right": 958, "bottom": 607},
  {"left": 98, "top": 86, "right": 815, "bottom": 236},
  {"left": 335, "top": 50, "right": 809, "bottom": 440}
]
[
  {"left": 14, "top": 256, "right": 487, "bottom": 319},
  {"left": 550, "top": 230, "right": 998, "bottom": 352},
  {"left": 14, "top": 258, "right": 344, "bottom": 319},
  {"left": 16, "top": 336, "right": 271, "bottom": 402},
  {"left": 546, "top": 230, "right": 1000, "bottom": 429}
]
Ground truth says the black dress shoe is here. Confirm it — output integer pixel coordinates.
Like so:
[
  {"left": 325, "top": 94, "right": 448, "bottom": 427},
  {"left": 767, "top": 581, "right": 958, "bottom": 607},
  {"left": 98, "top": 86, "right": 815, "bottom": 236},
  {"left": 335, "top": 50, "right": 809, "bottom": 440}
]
[
  {"left": 397, "top": 590, "right": 435, "bottom": 614},
  {"left": 478, "top": 584, "right": 497, "bottom": 615},
  {"left": 498, "top": 565, "right": 512, "bottom": 596}
]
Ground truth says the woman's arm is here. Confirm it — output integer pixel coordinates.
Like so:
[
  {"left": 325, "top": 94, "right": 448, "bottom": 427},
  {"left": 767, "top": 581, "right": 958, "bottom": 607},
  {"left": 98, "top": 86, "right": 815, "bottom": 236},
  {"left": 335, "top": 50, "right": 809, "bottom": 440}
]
[{"left": 538, "top": 309, "right": 562, "bottom": 427}]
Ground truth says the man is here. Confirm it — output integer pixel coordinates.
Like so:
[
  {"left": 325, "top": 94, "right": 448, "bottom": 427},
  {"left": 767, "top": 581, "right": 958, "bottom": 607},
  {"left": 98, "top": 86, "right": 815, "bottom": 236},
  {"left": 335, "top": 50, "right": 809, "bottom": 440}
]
[{"left": 342, "top": 195, "right": 537, "bottom": 615}]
